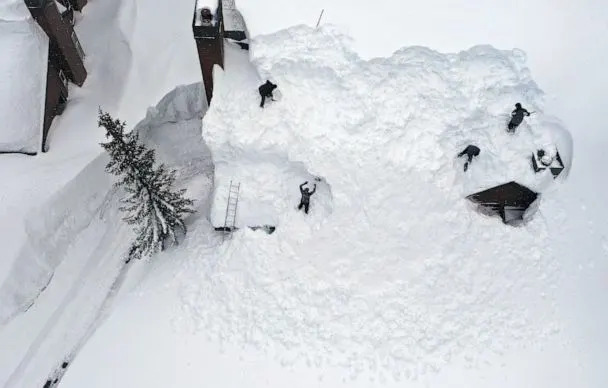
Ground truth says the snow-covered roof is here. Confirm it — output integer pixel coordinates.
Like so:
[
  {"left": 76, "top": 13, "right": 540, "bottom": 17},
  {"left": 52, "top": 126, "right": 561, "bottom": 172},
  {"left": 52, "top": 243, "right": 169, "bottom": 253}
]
[
  {"left": 0, "top": 17, "right": 49, "bottom": 154},
  {"left": 0, "top": 0, "right": 32, "bottom": 21}
]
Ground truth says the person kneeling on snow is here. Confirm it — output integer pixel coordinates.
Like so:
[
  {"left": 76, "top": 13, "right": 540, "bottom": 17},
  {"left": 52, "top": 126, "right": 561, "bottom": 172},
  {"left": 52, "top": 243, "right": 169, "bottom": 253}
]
[
  {"left": 507, "top": 103, "right": 531, "bottom": 132},
  {"left": 258, "top": 80, "right": 278, "bottom": 108},
  {"left": 457, "top": 145, "right": 480, "bottom": 172},
  {"left": 298, "top": 181, "right": 316, "bottom": 214}
]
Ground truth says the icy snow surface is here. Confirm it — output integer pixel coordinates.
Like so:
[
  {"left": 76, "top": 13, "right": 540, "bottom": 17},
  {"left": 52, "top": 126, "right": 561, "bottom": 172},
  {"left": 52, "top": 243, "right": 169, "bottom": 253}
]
[
  {"left": 191, "top": 26, "right": 570, "bottom": 377},
  {"left": 0, "top": 15, "right": 48, "bottom": 154}
]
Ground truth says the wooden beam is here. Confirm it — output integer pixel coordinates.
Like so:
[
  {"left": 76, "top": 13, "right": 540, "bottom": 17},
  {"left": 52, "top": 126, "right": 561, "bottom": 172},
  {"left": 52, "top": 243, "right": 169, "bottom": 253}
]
[{"left": 24, "top": 0, "right": 87, "bottom": 86}]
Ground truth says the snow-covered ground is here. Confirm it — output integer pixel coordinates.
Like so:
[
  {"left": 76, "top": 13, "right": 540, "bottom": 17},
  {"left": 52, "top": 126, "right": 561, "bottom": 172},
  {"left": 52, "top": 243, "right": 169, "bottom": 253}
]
[{"left": 1, "top": 0, "right": 607, "bottom": 387}]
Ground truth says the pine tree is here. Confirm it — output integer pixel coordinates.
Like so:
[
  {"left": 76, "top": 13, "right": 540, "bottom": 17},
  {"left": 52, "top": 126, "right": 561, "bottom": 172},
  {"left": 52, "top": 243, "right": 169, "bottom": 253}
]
[{"left": 98, "top": 110, "right": 195, "bottom": 262}]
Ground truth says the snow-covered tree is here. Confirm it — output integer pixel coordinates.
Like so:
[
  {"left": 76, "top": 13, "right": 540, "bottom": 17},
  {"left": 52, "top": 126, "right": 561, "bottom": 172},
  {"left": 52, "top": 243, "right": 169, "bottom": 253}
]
[{"left": 98, "top": 110, "right": 195, "bottom": 262}]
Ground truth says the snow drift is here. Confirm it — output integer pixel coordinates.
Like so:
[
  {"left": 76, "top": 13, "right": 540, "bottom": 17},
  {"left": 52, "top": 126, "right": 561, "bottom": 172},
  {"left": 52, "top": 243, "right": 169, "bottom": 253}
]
[{"left": 61, "top": 25, "right": 572, "bottom": 386}]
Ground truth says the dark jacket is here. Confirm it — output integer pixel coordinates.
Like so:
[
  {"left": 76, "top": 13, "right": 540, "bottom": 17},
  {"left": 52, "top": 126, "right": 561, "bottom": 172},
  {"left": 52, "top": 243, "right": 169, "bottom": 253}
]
[
  {"left": 510, "top": 106, "right": 530, "bottom": 127},
  {"left": 259, "top": 81, "right": 277, "bottom": 97},
  {"left": 299, "top": 182, "right": 316, "bottom": 203},
  {"left": 458, "top": 145, "right": 480, "bottom": 158}
]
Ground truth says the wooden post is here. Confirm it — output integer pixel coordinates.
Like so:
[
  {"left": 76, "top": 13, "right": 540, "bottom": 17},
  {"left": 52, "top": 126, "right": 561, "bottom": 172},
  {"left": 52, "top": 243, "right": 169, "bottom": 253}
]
[
  {"left": 192, "top": 1, "right": 225, "bottom": 105},
  {"left": 25, "top": 0, "right": 87, "bottom": 86}
]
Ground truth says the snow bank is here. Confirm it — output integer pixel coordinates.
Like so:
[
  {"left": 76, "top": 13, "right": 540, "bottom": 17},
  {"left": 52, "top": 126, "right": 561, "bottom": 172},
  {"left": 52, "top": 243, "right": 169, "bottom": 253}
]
[
  {"left": 0, "top": 155, "right": 112, "bottom": 325},
  {"left": 0, "top": 18, "right": 48, "bottom": 154},
  {"left": 197, "top": 25, "right": 569, "bottom": 377}
]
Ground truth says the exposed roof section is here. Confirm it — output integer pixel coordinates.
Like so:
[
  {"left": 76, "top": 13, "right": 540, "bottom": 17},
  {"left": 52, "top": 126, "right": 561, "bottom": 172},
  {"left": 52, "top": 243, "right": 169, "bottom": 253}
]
[{"left": 0, "top": 16, "right": 49, "bottom": 154}]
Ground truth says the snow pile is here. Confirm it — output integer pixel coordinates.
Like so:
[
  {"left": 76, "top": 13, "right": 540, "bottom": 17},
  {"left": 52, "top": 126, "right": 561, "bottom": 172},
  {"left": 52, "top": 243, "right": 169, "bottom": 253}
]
[
  {"left": 191, "top": 25, "right": 569, "bottom": 377},
  {"left": 0, "top": 13, "right": 48, "bottom": 154}
]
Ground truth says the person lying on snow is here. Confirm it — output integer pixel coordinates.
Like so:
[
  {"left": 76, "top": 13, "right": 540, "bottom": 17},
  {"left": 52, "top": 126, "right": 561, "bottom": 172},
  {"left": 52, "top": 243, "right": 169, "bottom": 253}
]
[
  {"left": 259, "top": 80, "right": 278, "bottom": 108},
  {"left": 457, "top": 145, "right": 480, "bottom": 172},
  {"left": 298, "top": 181, "right": 316, "bottom": 214},
  {"left": 507, "top": 103, "right": 531, "bottom": 132}
]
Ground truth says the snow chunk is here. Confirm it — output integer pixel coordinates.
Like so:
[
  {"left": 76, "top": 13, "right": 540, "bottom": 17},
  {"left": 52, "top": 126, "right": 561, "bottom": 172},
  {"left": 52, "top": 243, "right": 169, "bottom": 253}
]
[{"left": 0, "top": 18, "right": 48, "bottom": 154}]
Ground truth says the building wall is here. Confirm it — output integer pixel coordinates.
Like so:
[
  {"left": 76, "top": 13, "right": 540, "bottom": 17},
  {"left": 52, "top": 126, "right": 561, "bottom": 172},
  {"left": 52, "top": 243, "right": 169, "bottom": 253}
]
[
  {"left": 193, "top": 0, "right": 225, "bottom": 105},
  {"left": 194, "top": 37, "right": 224, "bottom": 104}
]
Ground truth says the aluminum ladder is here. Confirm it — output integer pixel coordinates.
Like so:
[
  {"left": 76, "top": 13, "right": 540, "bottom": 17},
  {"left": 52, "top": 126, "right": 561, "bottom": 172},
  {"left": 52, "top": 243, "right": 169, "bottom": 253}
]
[{"left": 222, "top": 181, "right": 240, "bottom": 241}]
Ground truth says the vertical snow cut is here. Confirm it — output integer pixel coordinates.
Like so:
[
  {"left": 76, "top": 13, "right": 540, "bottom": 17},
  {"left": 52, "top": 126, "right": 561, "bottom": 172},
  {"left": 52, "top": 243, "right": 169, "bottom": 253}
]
[{"left": 190, "top": 25, "right": 570, "bottom": 378}]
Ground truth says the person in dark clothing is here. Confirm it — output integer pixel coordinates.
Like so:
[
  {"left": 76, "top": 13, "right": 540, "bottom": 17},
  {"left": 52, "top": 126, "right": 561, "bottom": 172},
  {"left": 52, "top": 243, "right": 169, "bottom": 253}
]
[
  {"left": 507, "top": 103, "right": 531, "bottom": 132},
  {"left": 298, "top": 181, "right": 316, "bottom": 214},
  {"left": 457, "top": 145, "right": 480, "bottom": 172},
  {"left": 258, "top": 80, "right": 278, "bottom": 108}
]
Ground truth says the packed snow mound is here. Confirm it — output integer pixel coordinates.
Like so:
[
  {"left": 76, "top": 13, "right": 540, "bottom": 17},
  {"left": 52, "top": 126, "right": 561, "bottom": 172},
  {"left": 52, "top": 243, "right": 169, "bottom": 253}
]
[{"left": 193, "top": 25, "right": 569, "bottom": 378}]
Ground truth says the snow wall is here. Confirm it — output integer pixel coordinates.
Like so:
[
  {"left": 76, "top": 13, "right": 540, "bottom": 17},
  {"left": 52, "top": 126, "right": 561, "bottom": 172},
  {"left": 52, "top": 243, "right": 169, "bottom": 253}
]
[
  {"left": 0, "top": 83, "right": 211, "bottom": 326},
  {"left": 197, "top": 25, "right": 571, "bottom": 376}
]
